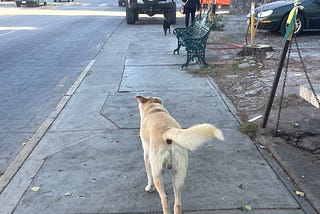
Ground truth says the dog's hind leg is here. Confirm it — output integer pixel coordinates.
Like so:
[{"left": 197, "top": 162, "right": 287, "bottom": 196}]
[
  {"left": 172, "top": 161, "right": 187, "bottom": 214},
  {"left": 144, "top": 152, "right": 155, "bottom": 192},
  {"left": 154, "top": 175, "right": 170, "bottom": 214},
  {"left": 149, "top": 150, "right": 170, "bottom": 214},
  {"left": 172, "top": 177, "right": 184, "bottom": 213}
]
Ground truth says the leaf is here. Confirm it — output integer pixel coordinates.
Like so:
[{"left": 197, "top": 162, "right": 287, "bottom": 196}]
[
  {"left": 64, "top": 192, "right": 72, "bottom": 196},
  {"left": 31, "top": 186, "right": 40, "bottom": 192},
  {"left": 77, "top": 195, "right": 86, "bottom": 199},
  {"left": 242, "top": 205, "right": 252, "bottom": 211},
  {"left": 295, "top": 191, "right": 305, "bottom": 197},
  {"left": 259, "top": 145, "right": 267, "bottom": 149}
]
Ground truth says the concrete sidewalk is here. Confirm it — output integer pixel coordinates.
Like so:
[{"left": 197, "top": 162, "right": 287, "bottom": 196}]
[{"left": 0, "top": 18, "right": 313, "bottom": 213}]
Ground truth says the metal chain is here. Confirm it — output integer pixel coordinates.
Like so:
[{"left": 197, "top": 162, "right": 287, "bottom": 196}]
[
  {"left": 275, "top": 9, "right": 319, "bottom": 130},
  {"left": 294, "top": 36, "right": 320, "bottom": 108},
  {"left": 276, "top": 40, "right": 293, "bottom": 130}
]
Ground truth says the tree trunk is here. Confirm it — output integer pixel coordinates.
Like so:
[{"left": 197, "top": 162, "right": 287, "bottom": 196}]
[
  {"left": 229, "top": 0, "right": 252, "bottom": 15},
  {"left": 229, "top": 0, "right": 278, "bottom": 15}
]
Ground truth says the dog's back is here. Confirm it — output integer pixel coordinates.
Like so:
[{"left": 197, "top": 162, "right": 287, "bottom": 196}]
[
  {"left": 138, "top": 97, "right": 180, "bottom": 147},
  {"left": 136, "top": 95, "right": 224, "bottom": 214},
  {"left": 137, "top": 95, "right": 224, "bottom": 151}
]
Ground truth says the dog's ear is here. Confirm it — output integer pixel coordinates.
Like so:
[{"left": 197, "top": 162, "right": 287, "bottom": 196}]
[
  {"left": 150, "top": 97, "right": 163, "bottom": 105},
  {"left": 136, "top": 96, "right": 162, "bottom": 105},
  {"left": 136, "top": 95, "right": 148, "bottom": 104}
]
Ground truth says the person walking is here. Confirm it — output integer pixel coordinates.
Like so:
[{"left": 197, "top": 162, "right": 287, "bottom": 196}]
[{"left": 182, "top": 0, "right": 201, "bottom": 27}]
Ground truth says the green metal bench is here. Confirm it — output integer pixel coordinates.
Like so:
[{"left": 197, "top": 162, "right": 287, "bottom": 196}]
[
  {"left": 172, "top": 15, "right": 202, "bottom": 55},
  {"left": 173, "top": 12, "right": 215, "bottom": 68}
]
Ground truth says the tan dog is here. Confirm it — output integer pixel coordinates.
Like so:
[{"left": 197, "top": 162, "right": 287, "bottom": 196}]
[{"left": 136, "top": 95, "right": 224, "bottom": 214}]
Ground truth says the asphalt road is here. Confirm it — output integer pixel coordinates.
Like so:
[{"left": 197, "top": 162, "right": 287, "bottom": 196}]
[{"left": 0, "top": 0, "right": 124, "bottom": 176}]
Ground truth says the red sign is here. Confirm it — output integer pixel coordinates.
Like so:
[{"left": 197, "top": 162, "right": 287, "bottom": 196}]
[{"left": 201, "top": 0, "right": 230, "bottom": 5}]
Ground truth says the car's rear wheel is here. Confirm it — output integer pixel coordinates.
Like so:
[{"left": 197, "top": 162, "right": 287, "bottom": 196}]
[{"left": 280, "top": 13, "right": 305, "bottom": 36}]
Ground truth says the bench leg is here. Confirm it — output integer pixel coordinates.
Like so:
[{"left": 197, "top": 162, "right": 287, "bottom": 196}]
[
  {"left": 181, "top": 51, "right": 193, "bottom": 69},
  {"left": 199, "top": 50, "right": 210, "bottom": 68},
  {"left": 182, "top": 49, "right": 210, "bottom": 69},
  {"left": 173, "top": 48, "right": 180, "bottom": 55},
  {"left": 173, "top": 40, "right": 181, "bottom": 55}
]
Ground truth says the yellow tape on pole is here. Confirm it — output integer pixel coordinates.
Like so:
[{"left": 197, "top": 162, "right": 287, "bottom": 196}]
[
  {"left": 250, "top": 0, "right": 255, "bottom": 45},
  {"left": 284, "top": 7, "right": 297, "bottom": 41},
  {"left": 286, "top": 7, "right": 296, "bottom": 24}
]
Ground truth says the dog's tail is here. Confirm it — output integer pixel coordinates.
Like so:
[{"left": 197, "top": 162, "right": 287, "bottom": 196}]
[{"left": 163, "top": 123, "right": 224, "bottom": 151}]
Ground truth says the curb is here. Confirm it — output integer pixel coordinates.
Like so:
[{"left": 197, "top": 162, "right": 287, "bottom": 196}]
[{"left": 0, "top": 60, "right": 96, "bottom": 194}]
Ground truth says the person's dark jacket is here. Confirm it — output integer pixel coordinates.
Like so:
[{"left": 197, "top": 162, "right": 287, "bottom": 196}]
[{"left": 182, "top": 0, "right": 201, "bottom": 12}]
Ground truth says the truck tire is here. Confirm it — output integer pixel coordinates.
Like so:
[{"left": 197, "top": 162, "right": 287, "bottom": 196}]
[
  {"left": 165, "top": 2, "right": 176, "bottom": 25},
  {"left": 135, "top": 11, "right": 139, "bottom": 21},
  {"left": 127, "top": 0, "right": 137, "bottom": 9},
  {"left": 126, "top": 8, "right": 136, "bottom": 24}
]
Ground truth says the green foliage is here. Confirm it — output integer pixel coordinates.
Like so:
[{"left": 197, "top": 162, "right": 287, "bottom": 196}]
[
  {"left": 212, "top": 14, "right": 225, "bottom": 31},
  {"left": 239, "top": 122, "right": 259, "bottom": 136}
]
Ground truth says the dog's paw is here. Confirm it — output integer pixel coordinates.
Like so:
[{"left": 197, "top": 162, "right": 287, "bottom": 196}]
[{"left": 145, "top": 185, "right": 155, "bottom": 193}]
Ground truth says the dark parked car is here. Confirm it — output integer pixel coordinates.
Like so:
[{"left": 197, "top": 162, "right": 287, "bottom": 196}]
[
  {"left": 15, "top": 0, "right": 46, "bottom": 7},
  {"left": 54, "top": 0, "right": 74, "bottom": 2},
  {"left": 250, "top": 0, "right": 320, "bottom": 35}
]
